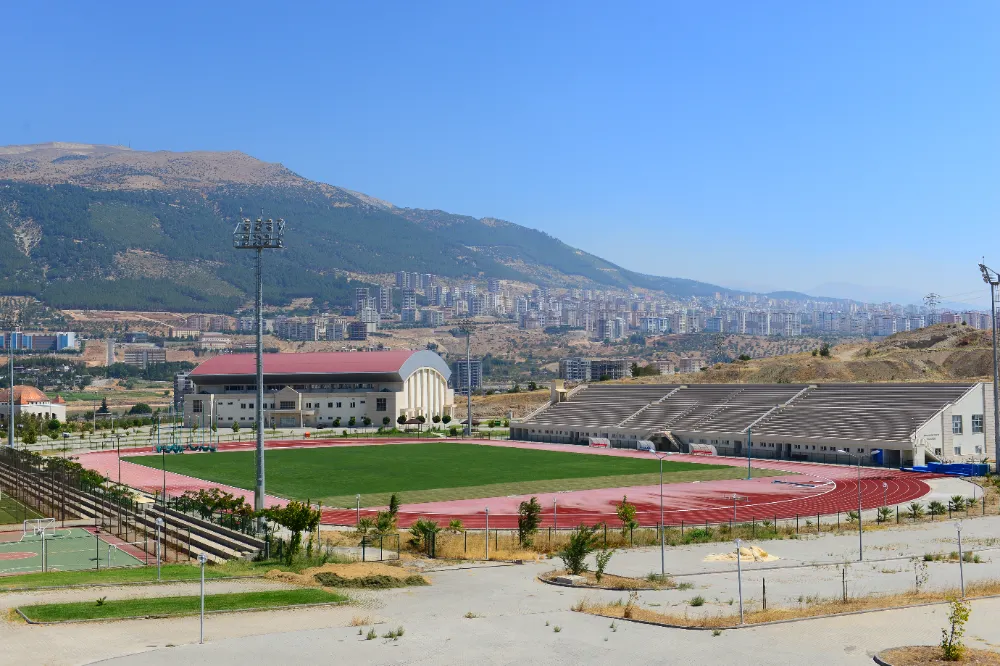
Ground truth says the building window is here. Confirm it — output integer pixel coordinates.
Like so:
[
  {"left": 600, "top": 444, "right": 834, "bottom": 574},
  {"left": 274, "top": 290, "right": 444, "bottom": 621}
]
[
  {"left": 192, "top": 400, "right": 203, "bottom": 413},
  {"left": 336, "top": 402, "right": 342, "bottom": 408},
  {"left": 952, "top": 415, "right": 963, "bottom": 435},
  {"left": 350, "top": 402, "right": 356, "bottom": 408},
  {"left": 328, "top": 402, "right": 333, "bottom": 408},
  {"left": 954, "top": 446, "right": 961, "bottom": 455},
  {"left": 305, "top": 403, "right": 311, "bottom": 409},
  {"left": 280, "top": 401, "right": 295, "bottom": 410},
  {"left": 240, "top": 404, "right": 246, "bottom": 410},
  {"left": 972, "top": 414, "right": 984, "bottom": 434},
  {"left": 976, "top": 445, "right": 983, "bottom": 454},
  {"left": 376, "top": 398, "right": 387, "bottom": 412}
]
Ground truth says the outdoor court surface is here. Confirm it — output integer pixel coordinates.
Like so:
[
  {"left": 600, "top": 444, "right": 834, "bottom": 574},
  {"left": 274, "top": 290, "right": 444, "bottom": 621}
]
[
  {"left": 0, "top": 527, "right": 145, "bottom": 575},
  {"left": 73, "top": 438, "right": 939, "bottom": 529}
]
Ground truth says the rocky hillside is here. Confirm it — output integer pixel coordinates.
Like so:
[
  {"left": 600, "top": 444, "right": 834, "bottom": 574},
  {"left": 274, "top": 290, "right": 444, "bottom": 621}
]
[
  {"left": 0, "top": 143, "right": 731, "bottom": 311},
  {"left": 642, "top": 324, "right": 994, "bottom": 385}
]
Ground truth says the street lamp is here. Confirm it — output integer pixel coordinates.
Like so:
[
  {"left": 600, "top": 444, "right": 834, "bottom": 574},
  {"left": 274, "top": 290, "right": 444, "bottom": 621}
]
[
  {"left": 115, "top": 433, "right": 123, "bottom": 484},
  {"left": 155, "top": 517, "right": 165, "bottom": 581},
  {"left": 356, "top": 494, "right": 360, "bottom": 526},
  {"left": 956, "top": 522, "right": 965, "bottom": 598},
  {"left": 735, "top": 538, "right": 744, "bottom": 624},
  {"left": 651, "top": 451, "right": 668, "bottom": 576},
  {"left": 484, "top": 506, "right": 490, "bottom": 561},
  {"left": 553, "top": 497, "right": 558, "bottom": 531},
  {"left": 979, "top": 263, "right": 1000, "bottom": 467},
  {"left": 198, "top": 552, "right": 208, "bottom": 644},
  {"left": 837, "top": 449, "right": 864, "bottom": 561},
  {"left": 746, "top": 426, "right": 753, "bottom": 480},
  {"left": 882, "top": 481, "right": 888, "bottom": 508}
]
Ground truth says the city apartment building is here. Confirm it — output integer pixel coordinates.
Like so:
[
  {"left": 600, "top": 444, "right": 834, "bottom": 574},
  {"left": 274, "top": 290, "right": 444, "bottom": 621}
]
[
  {"left": 678, "top": 357, "right": 704, "bottom": 373},
  {"left": 184, "top": 350, "right": 454, "bottom": 429},
  {"left": 452, "top": 358, "right": 483, "bottom": 394},
  {"left": 591, "top": 358, "right": 629, "bottom": 381},
  {"left": 121, "top": 345, "right": 167, "bottom": 368},
  {"left": 0, "top": 332, "right": 77, "bottom": 351},
  {"left": 559, "top": 357, "right": 592, "bottom": 382}
]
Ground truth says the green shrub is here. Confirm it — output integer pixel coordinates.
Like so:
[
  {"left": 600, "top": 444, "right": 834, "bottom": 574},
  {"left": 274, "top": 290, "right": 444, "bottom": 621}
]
[
  {"left": 517, "top": 497, "right": 542, "bottom": 546},
  {"left": 558, "top": 524, "right": 601, "bottom": 575},
  {"left": 595, "top": 548, "right": 615, "bottom": 583},
  {"left": 690, "top": 595, "right": 705, "bottom": 607}
]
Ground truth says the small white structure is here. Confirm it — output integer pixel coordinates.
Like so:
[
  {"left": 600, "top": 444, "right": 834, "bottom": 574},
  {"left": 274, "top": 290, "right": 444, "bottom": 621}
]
[{"left": 0, "top": 386, "right": 67, "bottom": 425}]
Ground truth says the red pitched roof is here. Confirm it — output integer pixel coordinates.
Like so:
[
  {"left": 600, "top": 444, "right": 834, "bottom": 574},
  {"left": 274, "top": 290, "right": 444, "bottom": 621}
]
[
  {"left": 0, "top": 386, "right": 51, "bottom": 405},
  {"left": 190, "top": 351, "right": 419, "bottom": 377}
]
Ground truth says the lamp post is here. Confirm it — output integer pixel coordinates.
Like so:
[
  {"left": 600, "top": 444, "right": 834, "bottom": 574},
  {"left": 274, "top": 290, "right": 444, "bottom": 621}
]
[
  {"left": 484, "top": 506, "right": 489, "bottom": 561},
  {"left": 651, "top": 451, "right": 668, "bottom": 576},
  {"left": 155, "top": 517, "right": 164, "bottom": 581},
  {"left": 735, "top": 538, "right": 744, "bottom": 624},
  {"left": 355, "top": 494, "right": 360, "bottom": 526},
  {"left": 234, "top": 213, "right": 285, "bottom": 520},
  {"left": 882, "top": 481, "right": 888, "bottom": 509},
  {"left": 979, "top": 264, "right": 1000, "bottom": 468},
  {"left": 553, "top": 497, "right": 558, "bottom": 531},
  {"left": 837, "top": 449, "right": 864, "bottom": 561},
  {"left": 115, "top": 433, "right": 123, "bottom": 484},
  {"left": 198, "top": 552, "right": 208, "bottom": 644},
  {"left": 746, "top": 426, "right": 752, "bottom": 479},
  {"left": 957, "top": 522, "right": 965, "bottom": 598}
]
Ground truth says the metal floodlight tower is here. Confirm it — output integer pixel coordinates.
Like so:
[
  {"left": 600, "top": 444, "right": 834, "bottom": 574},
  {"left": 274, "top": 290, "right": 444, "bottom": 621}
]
[
  {"left": 459, "top": 324, "right": 473, "bottom": 436},
  {"left": 234, "top": 214, "right": 285, "bottom": 514},
  {"left": 6, "top": 342, "right": 13, "bottom": 449},
  {"left": 979, "top": 264, "right": 1000, "bottom": 466}
]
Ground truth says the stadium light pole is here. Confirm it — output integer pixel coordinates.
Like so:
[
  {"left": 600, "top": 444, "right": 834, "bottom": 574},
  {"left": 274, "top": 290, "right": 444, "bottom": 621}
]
[
  {"left": 837, "top": 449, "right": 864, "bottom": 561},
  {"left": 6, "top": 333, "right": 14, "bottom": 449},
  {"left": 234, "top": 214, "right": 285, "bottom": 518},
  {"left": 979, "top": 263, "right": 1000, "bottom": 468},
  {"left": 651, "top": 451, "right": 668, "bottom": 576},
  {"left": 746, "top": 426, "right": 752, "bottom": 479}
]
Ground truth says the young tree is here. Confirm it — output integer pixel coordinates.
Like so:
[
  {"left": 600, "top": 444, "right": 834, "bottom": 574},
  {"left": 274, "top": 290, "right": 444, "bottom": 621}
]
[
  {"left": 382, "top": 416, "right": 391, "bottom": 427},
  {"left": 441, "top": 414, "right": 452, "bottom": 425},
  {"left": 362, "top": 416, "right": 372, "bottom": 427},
  {"left": 432, "top": 414, "right": 441, "bottom": 425},
  {"left": 527, "top": 381, "right": 538, "bottom": 391},
  {"left": 388, "top": 493, "right": 400, "bottom": 522},
  {"left": 558, "top": 524, "right": 601, "bottom": 575},
  {"left": 616, "top": 495, "right": 638, "bottom": 535},
  {"left": 97, "top": 397, "right": 110, "bottom": 414},
  {"left": 941, "top": 597, "right": 971, "bottom": 661},
  {"left": 231, "top": 421, "right": 240, "bottom": 433},
  {"left": 517, "top": 496, "right": 542, "bottom": 546},
  {"left": 397, "top": 414, "right": 407, "bottom": 426},
  {"left": 264, "top": 500, "right": 321, "bottom": 556},
  {"left": 819, "top": 343, "right": 832, "bottom": 358},
  {"left": 348, "top": 416, "right": 356, "bottom": 428}
]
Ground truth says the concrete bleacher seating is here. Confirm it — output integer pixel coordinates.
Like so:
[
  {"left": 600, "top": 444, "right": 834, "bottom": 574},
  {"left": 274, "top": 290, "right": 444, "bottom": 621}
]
[
  {"left": 753, "top": 384, "right": 972, "bottom": 442},
  {"left": 517, "top": 382, "right": 976, "bottom": 443}
]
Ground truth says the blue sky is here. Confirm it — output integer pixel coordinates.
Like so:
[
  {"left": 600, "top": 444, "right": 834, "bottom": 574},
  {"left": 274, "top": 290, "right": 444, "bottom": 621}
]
[{"left": 4, "top": 2, "right": 997, "bottom": 306}]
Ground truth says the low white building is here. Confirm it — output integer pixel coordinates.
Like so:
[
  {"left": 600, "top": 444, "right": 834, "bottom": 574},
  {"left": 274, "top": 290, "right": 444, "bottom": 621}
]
[
  {"left": 0, "top": 386, "right": 67, "bottom": 425},
  {"left": 183, "top": 350, "right": 454, "bottom": 429}
]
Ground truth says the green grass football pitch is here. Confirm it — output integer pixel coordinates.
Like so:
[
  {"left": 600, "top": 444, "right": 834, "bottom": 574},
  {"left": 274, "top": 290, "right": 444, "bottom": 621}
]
[
  {"left": 0, "top": 528, "right": 144, "bottom": 576},
  {"left": 124, "top": 442, "right": 785, "bottom": 508}
]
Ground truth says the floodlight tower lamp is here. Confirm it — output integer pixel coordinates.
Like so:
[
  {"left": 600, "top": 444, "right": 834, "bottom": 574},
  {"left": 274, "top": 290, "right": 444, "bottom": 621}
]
[{"left": 979, "top": 263, "right": 1000, "bottom": 470}]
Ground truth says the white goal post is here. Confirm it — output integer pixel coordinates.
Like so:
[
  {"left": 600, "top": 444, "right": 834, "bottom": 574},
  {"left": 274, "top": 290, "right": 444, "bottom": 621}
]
[{"left": 23, "top": 517, "right": 55, "bottom": 537}]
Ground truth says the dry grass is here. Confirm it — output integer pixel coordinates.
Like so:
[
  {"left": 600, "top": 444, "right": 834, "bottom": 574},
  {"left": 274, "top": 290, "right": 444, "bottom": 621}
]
[
  {"left": 350, "top": 614, "right": 374, "bottom": 626},
  {"left": 579, "top": 580, "right": 1000, "bottom": 629},
  {"left": 880, "top": 646, "right": 1000, "bottom": 665},
  {"left": 540, "top": 570, "right": 676, "bottom": 590}
]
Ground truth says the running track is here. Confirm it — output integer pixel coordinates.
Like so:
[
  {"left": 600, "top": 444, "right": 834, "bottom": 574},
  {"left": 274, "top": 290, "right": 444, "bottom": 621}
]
[{"left": 73, "top": 438, "right": 939, "bottom": 529}]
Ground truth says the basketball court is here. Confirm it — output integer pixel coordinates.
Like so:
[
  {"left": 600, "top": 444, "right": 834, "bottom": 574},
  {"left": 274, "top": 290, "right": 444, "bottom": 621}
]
[{"left": 0, "top": 520, "right": 145, "bottom": 575}]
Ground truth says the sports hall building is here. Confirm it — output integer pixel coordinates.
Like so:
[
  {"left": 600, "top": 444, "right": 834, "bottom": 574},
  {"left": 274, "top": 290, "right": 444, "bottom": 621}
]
[
  {"left": 183, "top": 350, "right": 454, "bottom": 429},
  {"left": 511, "top": 382, "right": 995, "bottom": 467}
]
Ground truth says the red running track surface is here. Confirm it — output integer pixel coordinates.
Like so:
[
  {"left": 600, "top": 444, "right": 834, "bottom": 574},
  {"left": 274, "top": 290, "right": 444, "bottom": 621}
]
[{"left": 73, "top": 438, "right": 938, "bottom": 530}]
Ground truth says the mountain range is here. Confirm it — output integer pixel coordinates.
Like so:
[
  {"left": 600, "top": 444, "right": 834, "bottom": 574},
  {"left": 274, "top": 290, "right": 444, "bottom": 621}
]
[{"left": 0, "top": 142, "right": 789, "bottom": 312}]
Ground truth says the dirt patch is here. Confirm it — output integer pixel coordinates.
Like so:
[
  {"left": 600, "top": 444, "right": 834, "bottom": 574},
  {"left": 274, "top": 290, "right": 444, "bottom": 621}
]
[
  {"left": 540, "top": 570, "right": 676, "bottom": 590},
  {"left": 704, "top": 545, "right": 778, "bottom": 563},
  {"left": 264, "top": 562, "right": 426, "bottom": 588},
  {"left": 879, "top": 646, "right": 1000, "bottom": 665}
]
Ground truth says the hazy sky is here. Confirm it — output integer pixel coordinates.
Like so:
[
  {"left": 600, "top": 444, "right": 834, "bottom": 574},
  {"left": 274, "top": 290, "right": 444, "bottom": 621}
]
[{"left": 4, "top": 2, "right": 997, "bottom": 306}]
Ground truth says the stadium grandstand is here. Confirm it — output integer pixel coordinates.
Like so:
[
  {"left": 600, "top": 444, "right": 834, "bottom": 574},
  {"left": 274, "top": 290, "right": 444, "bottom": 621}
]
[{"left": 511, "top": 382, "right": 995, "bottom": 467}]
